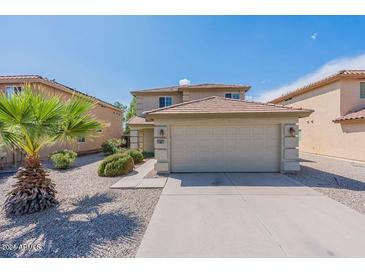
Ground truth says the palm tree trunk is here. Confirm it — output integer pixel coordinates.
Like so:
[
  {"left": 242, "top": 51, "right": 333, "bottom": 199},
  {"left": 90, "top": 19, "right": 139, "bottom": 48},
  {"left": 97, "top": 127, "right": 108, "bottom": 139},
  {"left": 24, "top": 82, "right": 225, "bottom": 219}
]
[{"left": 4, "top": 154, "right": 58, "bottom": 216}]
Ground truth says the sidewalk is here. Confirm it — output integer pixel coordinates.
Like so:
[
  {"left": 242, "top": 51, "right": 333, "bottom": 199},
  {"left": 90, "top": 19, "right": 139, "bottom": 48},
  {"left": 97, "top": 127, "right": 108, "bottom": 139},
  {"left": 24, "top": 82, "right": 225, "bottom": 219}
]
[{"left": 110, "top": 159, "right": 167, "bottom": 189}]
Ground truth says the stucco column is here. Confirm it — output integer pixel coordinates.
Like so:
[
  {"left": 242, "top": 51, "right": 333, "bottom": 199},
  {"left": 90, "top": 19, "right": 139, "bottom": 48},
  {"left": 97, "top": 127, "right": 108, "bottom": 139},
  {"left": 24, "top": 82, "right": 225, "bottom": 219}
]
[
  {"left": 130, "top": 129, "right": 139, "bottom": 150},
  {"left": 154, "top": 125, "right": 169, "bottom": 174},
  {"left": 281, "top": 123, "right": 300, "bottom": 172},
  {"left": 138, "top": 130, "right": 144, "bottom": 151}
]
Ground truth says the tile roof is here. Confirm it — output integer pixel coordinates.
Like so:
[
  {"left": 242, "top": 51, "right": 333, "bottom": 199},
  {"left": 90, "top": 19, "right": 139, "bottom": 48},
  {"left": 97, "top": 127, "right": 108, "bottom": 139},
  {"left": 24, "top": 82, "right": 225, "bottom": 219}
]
[
  {"left": 0, "top": 75, "right": 122, "bottom": 112},
  {"left": 0, "top": 75, "right": 40, "bottom": 80},
  {"left": 333, "top": 107, "right": 365, "bottom": 123},
  {"left": 127, "top": 116, "right": 154, "bottom": 125},
  {"left": 270, "top": 70, "right": 365, "bottom": 104},
  {"left": 145, "top": 96, "right": 313, "bottom": 116},
  {"left": 131, "top": 83, "right": 251, "bottom": 94}
]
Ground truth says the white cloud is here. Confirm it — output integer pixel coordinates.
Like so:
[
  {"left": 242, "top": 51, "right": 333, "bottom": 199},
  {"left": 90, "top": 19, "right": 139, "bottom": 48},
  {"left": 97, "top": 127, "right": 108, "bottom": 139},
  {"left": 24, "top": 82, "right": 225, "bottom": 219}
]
[
  {"left": 255, "top": 53, "right": 365, "bottom": 102},
  {"left": 179, "top": 78, "right": 191, "bottom": 85},
  {"left": 311, "top": 32, "right": 318, "bottom": 40},
  {"left": 245, "top": 95, "right": 253, "bottom": 101}
]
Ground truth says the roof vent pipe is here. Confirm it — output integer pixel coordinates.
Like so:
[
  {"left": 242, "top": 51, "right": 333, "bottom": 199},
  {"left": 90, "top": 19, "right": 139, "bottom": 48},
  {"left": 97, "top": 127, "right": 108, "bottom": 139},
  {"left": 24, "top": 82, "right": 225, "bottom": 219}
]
[{"left": 179, "top": 79, "right": 191, "bottom": 86}]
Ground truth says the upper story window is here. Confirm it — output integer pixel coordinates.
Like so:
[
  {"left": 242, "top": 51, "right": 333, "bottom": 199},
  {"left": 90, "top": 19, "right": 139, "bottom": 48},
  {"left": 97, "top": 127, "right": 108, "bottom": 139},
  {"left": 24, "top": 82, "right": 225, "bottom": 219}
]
[
  {"left": 78, "top": 137, "right": 86, "bottom": 143},
  {"left": 159, "top": 96, "right": 172, "bottom": 108},
  {"left": 225, "top": 93, "right": 240, "bottom": 100},
  {"left": 361, "top": 83, "right": 365, "bottom": 98},
  {"left": 5, "top": 86, "right": 22, "bottom": 97}
]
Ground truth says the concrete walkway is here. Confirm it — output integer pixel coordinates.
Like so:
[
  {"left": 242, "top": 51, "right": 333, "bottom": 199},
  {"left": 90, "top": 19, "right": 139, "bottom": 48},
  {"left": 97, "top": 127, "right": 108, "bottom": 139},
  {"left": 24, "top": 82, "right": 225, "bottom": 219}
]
[
  {"left": 110, "top": 159, "right": 167, "bottom": 189},
  {"left": 136, "top": 173, "right": 365, "bottom": 257}
]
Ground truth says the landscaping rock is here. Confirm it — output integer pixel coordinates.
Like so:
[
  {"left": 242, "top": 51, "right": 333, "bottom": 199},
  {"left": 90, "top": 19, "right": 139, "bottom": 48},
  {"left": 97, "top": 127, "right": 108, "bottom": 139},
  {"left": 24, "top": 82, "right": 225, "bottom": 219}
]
[
  {"left": 287, "top": 152, "right": 365, "bottom": 215},
  {"left": 0, "top": 153, "right": 161, "bottom": 258}
]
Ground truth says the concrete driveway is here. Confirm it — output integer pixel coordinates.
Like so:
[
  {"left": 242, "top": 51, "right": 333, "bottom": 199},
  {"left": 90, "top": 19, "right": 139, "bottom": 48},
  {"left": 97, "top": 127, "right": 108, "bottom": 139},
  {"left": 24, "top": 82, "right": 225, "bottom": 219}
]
[{"left": 136, "top": 173, "right": 365, "bottom": 257}]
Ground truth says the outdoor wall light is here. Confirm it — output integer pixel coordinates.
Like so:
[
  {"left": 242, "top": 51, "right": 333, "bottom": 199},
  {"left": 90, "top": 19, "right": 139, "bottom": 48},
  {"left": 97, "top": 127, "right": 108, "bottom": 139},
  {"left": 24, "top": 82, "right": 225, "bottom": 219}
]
[
  {"left": 289, "top": 127, "right": 296, "bottom": 137},
  {"left": 159, "top": 129, "right": 165, "bottom": 137}
]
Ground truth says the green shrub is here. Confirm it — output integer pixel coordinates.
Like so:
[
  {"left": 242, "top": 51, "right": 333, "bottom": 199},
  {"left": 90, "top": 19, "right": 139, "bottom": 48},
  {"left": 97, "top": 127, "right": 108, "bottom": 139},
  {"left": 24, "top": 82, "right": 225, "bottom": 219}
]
[
  {"left": 50, "top": 150, "right": 77, "bottom": 169},
  {"left": 127, "top": 150, "right": 144, "bottom": 164},
  {"left": 103, "top": 155, "right": 134, "bottom": 177},
  {"left": 142, "top": 151, "right": 154, "bottom": 158},
  {"left": 101, "top": 138, "right": 124, "bottom": 155},
  {"left": 97, "top": 152, "right": 132, "bottom": 177}
]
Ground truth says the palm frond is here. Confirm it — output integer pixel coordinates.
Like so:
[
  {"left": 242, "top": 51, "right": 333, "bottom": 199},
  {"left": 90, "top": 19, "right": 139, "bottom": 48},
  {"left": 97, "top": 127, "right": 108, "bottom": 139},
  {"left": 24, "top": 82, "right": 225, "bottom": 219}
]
[
  {"left": 58, "top": 97, "right": 104, "bottom": 142},
  {"left": 0, "top": 85, "right": 104, "bottom": 157}
]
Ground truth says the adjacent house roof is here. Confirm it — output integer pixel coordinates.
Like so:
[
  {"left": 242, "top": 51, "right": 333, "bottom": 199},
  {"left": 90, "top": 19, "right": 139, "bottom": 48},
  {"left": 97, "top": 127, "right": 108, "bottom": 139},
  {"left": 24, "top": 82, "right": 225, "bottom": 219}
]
[
  {"left": 333, "top": 107, "right": 365, "bottom": 123},
  {"left": 0, "top": 75, "right": 122, "bottom": 112},
  {"left": 145, "top": 96, "right": 313, "bottom": 117},
  {"left": 127, "top": 116, "right": 154, "bottom": 126},
  {"left": 270, "top": 70, "right": 365, "bottom": 104},
  {"left": 131, "top": 83, "right": 251, "bottom": 95}
]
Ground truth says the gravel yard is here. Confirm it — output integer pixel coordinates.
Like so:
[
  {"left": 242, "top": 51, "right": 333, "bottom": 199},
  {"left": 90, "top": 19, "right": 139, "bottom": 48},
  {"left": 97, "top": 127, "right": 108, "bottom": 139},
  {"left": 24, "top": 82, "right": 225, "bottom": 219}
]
[
  {"left": 287, "top": 152, "right": 365, "bottom": 215},
  {"left": 0, "top": 153, "right": 161, "bottom": 258}
]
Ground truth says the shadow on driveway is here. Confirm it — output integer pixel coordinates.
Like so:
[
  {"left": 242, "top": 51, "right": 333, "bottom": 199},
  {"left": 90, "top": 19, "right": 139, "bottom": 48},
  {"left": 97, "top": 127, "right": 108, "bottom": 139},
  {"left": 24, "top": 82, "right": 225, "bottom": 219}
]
[
  {"left": 168, "top": 172, "right": 306, "bottom": 187},
  {"left": 169, "top": 166, "right": 365, "bottom": 191}
]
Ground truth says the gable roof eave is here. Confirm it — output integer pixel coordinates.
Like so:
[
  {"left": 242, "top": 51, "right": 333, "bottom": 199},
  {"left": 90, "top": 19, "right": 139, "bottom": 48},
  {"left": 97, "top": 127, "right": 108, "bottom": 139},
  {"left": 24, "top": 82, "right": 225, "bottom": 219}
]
[
  {"left": 131, "top": 83, "right": 251, "bottom": 95},
  {"left": 270, "top": 70, "right": 365, "bottom": 104},
  {"left": 0, "top": 75, "right": 122, "bottom": 113},
  {"left": 144, "top": 96, "right": 313, "bottom": 118}
]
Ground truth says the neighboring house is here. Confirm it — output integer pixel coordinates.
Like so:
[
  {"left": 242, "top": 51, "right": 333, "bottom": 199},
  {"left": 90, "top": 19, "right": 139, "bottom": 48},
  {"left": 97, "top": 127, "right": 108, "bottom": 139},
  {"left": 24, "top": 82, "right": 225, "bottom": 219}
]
[
  {"left": 128, "top": 83, "right": 312, "bottom": 173},
  {"left": 0, "top": 75, "right": 123, "bottom": 165},
  {"left": 270, "top": 70, "right": 365, "bottom": 162}
]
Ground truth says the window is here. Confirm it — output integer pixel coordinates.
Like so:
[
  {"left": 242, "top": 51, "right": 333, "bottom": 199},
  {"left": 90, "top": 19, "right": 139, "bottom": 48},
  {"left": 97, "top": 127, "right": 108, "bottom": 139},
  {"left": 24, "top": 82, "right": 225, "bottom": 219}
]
[
  {"left": 361, "top": 83, "right": 365, "bottom": 98},
  {"left": 78, "top": 137, "right": 86, "bottom": 143},
  {"left": 225, "top": 93, "right": 240, "bottom": 100},
  {"left": 5, "top": 86, "right": 22, "bottom": 97},
  {"left": 159, "top": 96, "right": 172, "bottom": 108}
]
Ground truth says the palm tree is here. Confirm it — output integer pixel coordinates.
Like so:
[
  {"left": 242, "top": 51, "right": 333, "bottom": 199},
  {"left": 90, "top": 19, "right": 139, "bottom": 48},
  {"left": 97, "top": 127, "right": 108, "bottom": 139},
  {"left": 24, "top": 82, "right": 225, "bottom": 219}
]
[{"left": 0, "top": 85, "right": 103, "bottom": 216}]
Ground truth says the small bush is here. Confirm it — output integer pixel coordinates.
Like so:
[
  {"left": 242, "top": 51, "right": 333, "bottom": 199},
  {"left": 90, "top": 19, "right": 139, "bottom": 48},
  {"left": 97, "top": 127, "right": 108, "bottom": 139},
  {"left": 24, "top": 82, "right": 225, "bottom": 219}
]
[
  {"left": 142, "top": 151, "right": 154, "bottom": 158},
  {"left": 101, "top": 138, "right": 124, "bottom": 155},
  {"left": 127, "top": 150, "right": 144, "bottom": 164},
  {"left": 103, "top": 155, "right": 134, "bottom": 177},
  {"left": 50, "top": 150, "right": 77, "bottom": 169},
  {"left": 97, "top": 152, "right": 132, "bottom": 177}
]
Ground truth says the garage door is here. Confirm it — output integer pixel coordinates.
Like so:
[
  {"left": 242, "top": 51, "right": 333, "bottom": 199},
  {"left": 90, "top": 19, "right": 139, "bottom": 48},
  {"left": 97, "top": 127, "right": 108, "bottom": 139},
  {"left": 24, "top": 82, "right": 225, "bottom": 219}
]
[{"left": 171, "top": 125, "right": 281, "bottom": 172}]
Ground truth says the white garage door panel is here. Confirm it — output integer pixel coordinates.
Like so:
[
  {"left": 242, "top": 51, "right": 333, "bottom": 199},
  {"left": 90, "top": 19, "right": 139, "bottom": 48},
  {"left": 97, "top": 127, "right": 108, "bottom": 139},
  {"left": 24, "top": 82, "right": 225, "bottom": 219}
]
[{"left": 171, "top": 125, "right": 280, "bottom": 172}]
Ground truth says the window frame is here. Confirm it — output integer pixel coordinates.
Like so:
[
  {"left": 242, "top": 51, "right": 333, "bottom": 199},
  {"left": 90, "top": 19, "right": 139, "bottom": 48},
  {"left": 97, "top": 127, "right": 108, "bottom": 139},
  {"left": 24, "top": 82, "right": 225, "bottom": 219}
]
[
  {"left": 360, "top": 82, "right": 365, "bottom": 99},
  {"left": 224, "top": 93, "right": 240, "bottom": 100},
  {"left": 77, "top": 137, "right": 86, "bottom": 143},
  {"left": 159, "top": 96, "right": 173, "bottom": 108},
  {"left": 5, "top": 86, "right": 22, "bottom": 97}
]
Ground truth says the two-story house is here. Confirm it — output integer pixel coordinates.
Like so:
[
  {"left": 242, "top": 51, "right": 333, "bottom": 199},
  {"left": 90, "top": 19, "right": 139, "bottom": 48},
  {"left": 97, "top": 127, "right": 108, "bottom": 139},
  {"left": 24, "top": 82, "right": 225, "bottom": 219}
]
[
  {"left": 270, "top": 70, "right": 365, "bottom": 162},
  {"left": 128, "top": 83, "right": 312, "bottom": 174},
  {"left": 0, "top": 75, "right": 123, "bottom": 166}
]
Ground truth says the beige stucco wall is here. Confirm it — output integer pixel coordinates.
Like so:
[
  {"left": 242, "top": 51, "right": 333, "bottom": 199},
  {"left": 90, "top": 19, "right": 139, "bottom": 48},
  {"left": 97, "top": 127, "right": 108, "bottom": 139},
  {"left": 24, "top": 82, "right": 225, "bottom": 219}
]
[
  {"left": 340, "top": 79, "right": 365, "bottom": 115},
  {"left": 278, "top": 80, "right": 365, "bottom": 162},
  {"left": 0, "top": 82, "right": 123, "bottom": 164},
  {"left": 134, "top": 88, "right": 246, "bottom": 116},
  {"left": 136, "top": 93, "right": 183, "bottom": 116},
  {"left": 142, "top": 128, "right": 154, "bottom": 153},
  {"left": 129, "top": 127, "right": 155, "bottom": 153},
  {"left": 151, "top": 115, "right": 299, "bottom": 173},
  {"left": 182, "top": 88, "right": 245, "bottom": 102}
]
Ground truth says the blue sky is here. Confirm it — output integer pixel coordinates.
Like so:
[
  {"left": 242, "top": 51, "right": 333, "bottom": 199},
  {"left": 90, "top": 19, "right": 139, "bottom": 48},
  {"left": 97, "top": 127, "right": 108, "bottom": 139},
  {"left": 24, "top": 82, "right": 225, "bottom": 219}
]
[{"left": 1, "top": 16, "right": 365, "bottom": 104}]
